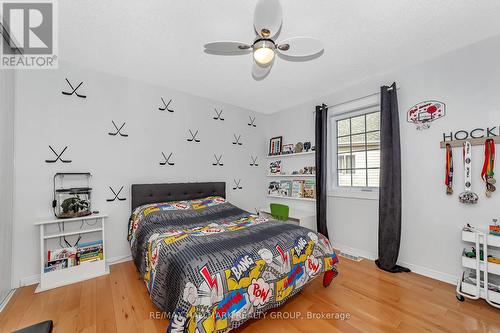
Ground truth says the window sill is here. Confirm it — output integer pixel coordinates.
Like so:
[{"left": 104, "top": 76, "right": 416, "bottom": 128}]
[{"left": 328, "top": 189, "right": 379, "bottom": 200}]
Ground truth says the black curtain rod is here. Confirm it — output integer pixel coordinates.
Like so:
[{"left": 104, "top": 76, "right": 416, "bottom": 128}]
[{"left": 314, "top": 85, "right": 400, "bottom": 112}]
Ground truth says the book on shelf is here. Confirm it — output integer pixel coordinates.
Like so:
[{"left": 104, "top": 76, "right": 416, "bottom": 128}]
[
  {"left": 303, "top": 179, "right": 316, "bottom": 199},
  {"left": 279, "top": 180, "right": 292, "bottom": 197},
  {"left": 268, "top": 181, "right": 280, "bottom": 195},
  {"left": 269, "top": 160, "right": 282, "bottom": 174},
  {"left": 77, "top": 240, "right": 103, "bottom": 264},
  {"left": 292, "top": 180, "right": 305, "bottom": 198},
  {"left": 47, "top": 246, "right": 77, "bottom": 268},
  {"left": 44, "top": 259, "right": 68, "bottom": 273}
]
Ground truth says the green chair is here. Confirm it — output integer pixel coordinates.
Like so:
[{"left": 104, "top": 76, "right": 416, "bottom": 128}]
[{"left": 270, "top": 203, "right": 289, "bottom": 221}]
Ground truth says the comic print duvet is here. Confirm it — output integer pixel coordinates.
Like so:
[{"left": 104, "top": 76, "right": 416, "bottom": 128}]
[{"left": 128, "top": 196, "right": 338, "bottom": 333}]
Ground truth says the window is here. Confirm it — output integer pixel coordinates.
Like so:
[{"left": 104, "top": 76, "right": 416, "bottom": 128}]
[
  {"left": 335, "top": 111, "right": 380, "bottom": 187},
  {"left": 337, "top": 155, "right": 355, "bottom": 174}
]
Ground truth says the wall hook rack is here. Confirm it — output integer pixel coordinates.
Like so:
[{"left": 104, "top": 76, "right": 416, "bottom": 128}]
[
  {"left": 440, "top": 136, "right": 500, "bottom": 148},
  {"left": 213, "top": 108, "right": 224, "bottom": 121},
  {"left": 248, "top": 116, "right": 256, "bottom": 127},
  {"left": 159, "top": 152, "right": 175, "bottom": 166},
  {"left": 187, "top": 129, "right": 200, "bottom": 143},
  {"left": 45, "top": 146, "right": 72, "bottom": 163},
  {"left": 250, "top": 156, "right": 259, "bottom": 166},
  {"left": 232, "top": 179, "right": 243, "bottom": 190},
  {"left": 62, "top": 78, "right": 86, "bottom": 98},
  {"left": 159, "top": 97, "right": 174, "bottom": 112},
  {"left": 212, "top": 154, "right": 223, "bottom": 166},
  {"left": 106, "top": 186, "right": 126, "bottom": 202},
  {"left": 232, "top": 134, "right": 242, "bottom": 145},
  {"left": 108, "top": 121, "right": 128, "bottom": 137}
]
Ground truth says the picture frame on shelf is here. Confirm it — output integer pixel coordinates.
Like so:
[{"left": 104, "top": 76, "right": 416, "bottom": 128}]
[
  {"left": 282, "top": 144, "right": 295, "bottom": 155},
  {"left": 269, "top": 136, "right": 283, "bottom": 156}
]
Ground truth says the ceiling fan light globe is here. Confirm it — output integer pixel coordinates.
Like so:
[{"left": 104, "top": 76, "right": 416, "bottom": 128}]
[
  {"left": 253, "top": 47, "right": 275, "bottom": 65},
  {"left": 253, "top": 39, "right": 276, "bottom": 66}
]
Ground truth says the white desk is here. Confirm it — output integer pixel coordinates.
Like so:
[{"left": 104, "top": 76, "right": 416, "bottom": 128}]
[{"left": 258, "top": 207, "right": 317, "bottom": 232}]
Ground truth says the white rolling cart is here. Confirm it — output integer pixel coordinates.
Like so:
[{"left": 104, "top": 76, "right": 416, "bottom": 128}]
[
  {"left": 34, "top": 214, "right": 109, "bottom": 293},
  {"left": 456, "top": 226, "right": 500, "bottom": 309}
]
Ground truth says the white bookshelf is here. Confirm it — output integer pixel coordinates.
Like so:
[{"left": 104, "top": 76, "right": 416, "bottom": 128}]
[
  {"left": 34, "top": 213, "right": 109, "bottom": 293},
  {"left": 267, "top": 195, "right": 316, "bottom": 202},
  {"left": 267, "top": 174, "right": 315, "bottom": 178},
  {"left": 266, "top": 151, "right": 315, "bottom": 159}
]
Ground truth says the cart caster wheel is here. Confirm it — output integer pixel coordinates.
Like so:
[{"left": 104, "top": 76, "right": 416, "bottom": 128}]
[{"left": 456, "top": 294, "right": 465, "bottom": 302}]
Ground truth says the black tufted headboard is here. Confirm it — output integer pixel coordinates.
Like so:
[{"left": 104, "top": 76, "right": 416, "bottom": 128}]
[{"left": 131, "top": 182, "right": 226, "bottom": 210}]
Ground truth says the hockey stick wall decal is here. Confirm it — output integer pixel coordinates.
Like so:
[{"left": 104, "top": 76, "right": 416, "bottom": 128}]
[
  {"left": 212, "top": 154, "right": 223, "bottom": 166},
  {"left": 232, "top": 134, "right": 242, "bottom": 145},
  {"left": 213, "top": 108, "right": 224, "bottom": 121},
  {"left": 159, "top": 152, "right": 175, "bottom": 166},
  {"left": 159, "top": 97, "right": 174, "bottom": 112},
  {"left": 61, "top": 78, "right": 86, "bottom": 98},
  {"left": 45, "top": 146, "right": 72, "bottom": 163},
  {"left": 232, "top": 179, "right": 243, "bottom": 190},
  {"left": 250, "top": 156, "right": 259, "bottom": 166},
  {"left": 108, "top": 121, "right": 128, "bottom": 137},
  {"left": 187, "top": 129, "right": 200, "bottom": 143},
  {"left": 248, "top": 116, "right": 256, "bottom": 127},
  {"left": 106, "top": 186, "right": 126, "bottom": 202}
]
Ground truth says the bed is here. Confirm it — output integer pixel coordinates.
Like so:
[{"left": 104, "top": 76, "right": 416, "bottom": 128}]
[{"left": 128, "top": 182, "right": 338, "bottom": 333}]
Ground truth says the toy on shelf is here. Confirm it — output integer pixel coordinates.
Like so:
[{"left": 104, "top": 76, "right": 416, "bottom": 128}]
[
  {"left": 465, "top": 247, "right": 484, "bottom": 260},
  {"left": 490, "top": 219, "right": 500, "bottom": 236}
]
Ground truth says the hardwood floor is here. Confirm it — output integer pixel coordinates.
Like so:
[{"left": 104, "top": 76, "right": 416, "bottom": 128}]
[{"left": 1, "top": 258, "right": 499, "bottom": 333}]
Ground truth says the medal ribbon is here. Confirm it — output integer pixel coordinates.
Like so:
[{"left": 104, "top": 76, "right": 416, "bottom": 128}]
[
  {"left": 445, "top": 143, "right": 453, "bottom": 188},
  {"left": 481, "top": 139, "right": 495, "bottom": 181}
]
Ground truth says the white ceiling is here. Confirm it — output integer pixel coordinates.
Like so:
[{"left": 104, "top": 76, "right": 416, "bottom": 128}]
[{"left": 59, "top": 0, "right": 500, "bottom": 114}]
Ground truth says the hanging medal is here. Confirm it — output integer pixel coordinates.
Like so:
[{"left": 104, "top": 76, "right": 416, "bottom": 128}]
[
  {"left": 481, "top": 138, "right": 496, "bottom": 197},
  {"left": 459, "top": 141, "right": 479, "bottom": 204},
  {"left": 445, "top": 143, "right": 454, "bottom": 195}
]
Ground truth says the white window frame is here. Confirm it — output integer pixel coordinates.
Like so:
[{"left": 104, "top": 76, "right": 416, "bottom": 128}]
[{"left": 327, "top": 97, "right": 380, "bottom": 200}]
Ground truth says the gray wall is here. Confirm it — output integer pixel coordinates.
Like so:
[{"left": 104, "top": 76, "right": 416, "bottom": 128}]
[
  {"left": 12, "top": 61, "right": 268, "bottom": 286},
  {"left": 265, "top": 34, "right": 500, "bottom": 283},
  {"left": 0, "top": 70, "right": 15, "bottom": 302}
]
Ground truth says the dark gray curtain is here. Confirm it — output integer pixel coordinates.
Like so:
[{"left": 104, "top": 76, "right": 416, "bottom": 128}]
[
  {"left": 315, "top": 104, "right": 329, "bottom": 237},
  {"left": 375, "top": 83, "right": 410, "bottom": 273}
]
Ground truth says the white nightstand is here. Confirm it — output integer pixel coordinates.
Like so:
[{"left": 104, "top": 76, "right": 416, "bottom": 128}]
[{"left": 34, "top": 214, "right": 109, "bottom": 293}]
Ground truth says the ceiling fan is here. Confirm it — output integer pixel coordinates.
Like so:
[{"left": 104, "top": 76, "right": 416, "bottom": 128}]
[{"left": 204, "top": 0, "right": 324, "bottom": 79}]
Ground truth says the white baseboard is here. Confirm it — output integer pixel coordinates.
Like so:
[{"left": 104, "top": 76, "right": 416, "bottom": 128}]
[
  {"left": 0, "top": 289, "right": 16, "bottom": 312},
  {"left": 396, "top": 260, "right": 458, "bottom": 285},
  {"left": 107, "top": 254, "right": 132, "bottom": 265},
  {"left": 334, "top": 243, "right": 458, "bottom": 286},
  {"left": 19, "top": 274, "right": 39, "bottom": 287},
  {"left": 16, "top": 255, "right": 133, "bottom": 289},
  {"left": 334, "top": 243, "right": 377, "bottom": 261}
]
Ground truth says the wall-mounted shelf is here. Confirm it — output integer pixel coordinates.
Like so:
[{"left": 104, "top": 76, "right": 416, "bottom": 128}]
[
  {"left": 267, "top": 195, "right": 316, "bottom": 202},
  {"left": 440, "top": 137, "right": 500, "bottom": 148},
  {"left": 266, "top": 151, "right": 315, "bottom": 159},
  {"left": 267, "top": 174, "right": 315, "bottom": 178}
]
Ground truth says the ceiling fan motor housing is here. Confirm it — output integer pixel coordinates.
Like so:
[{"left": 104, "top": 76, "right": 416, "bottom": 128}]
[{"left": 253, "top": 38, "right": 276, "bottom": 51}]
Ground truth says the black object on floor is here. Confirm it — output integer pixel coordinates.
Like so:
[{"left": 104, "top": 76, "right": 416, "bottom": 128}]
[
  {"left": 12, "top": 320, "right": 53, "bottom": 333},
  {"left": 375, "top": 260, "right": 411, "bottom": 273}
]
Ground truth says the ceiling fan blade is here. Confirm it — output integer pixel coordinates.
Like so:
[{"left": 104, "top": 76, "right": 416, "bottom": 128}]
[
  {"left": 254, "top": 0, "right": 282, "bottom": 38},
  {"left": 277, "top": 37, "right": 323, "bottom": 58},
  {"left": 252, "top": 60, "right": 273, "bottom": 81},
  {"left": 204, "top": 41, "right": 252, "bottom": 55}
]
